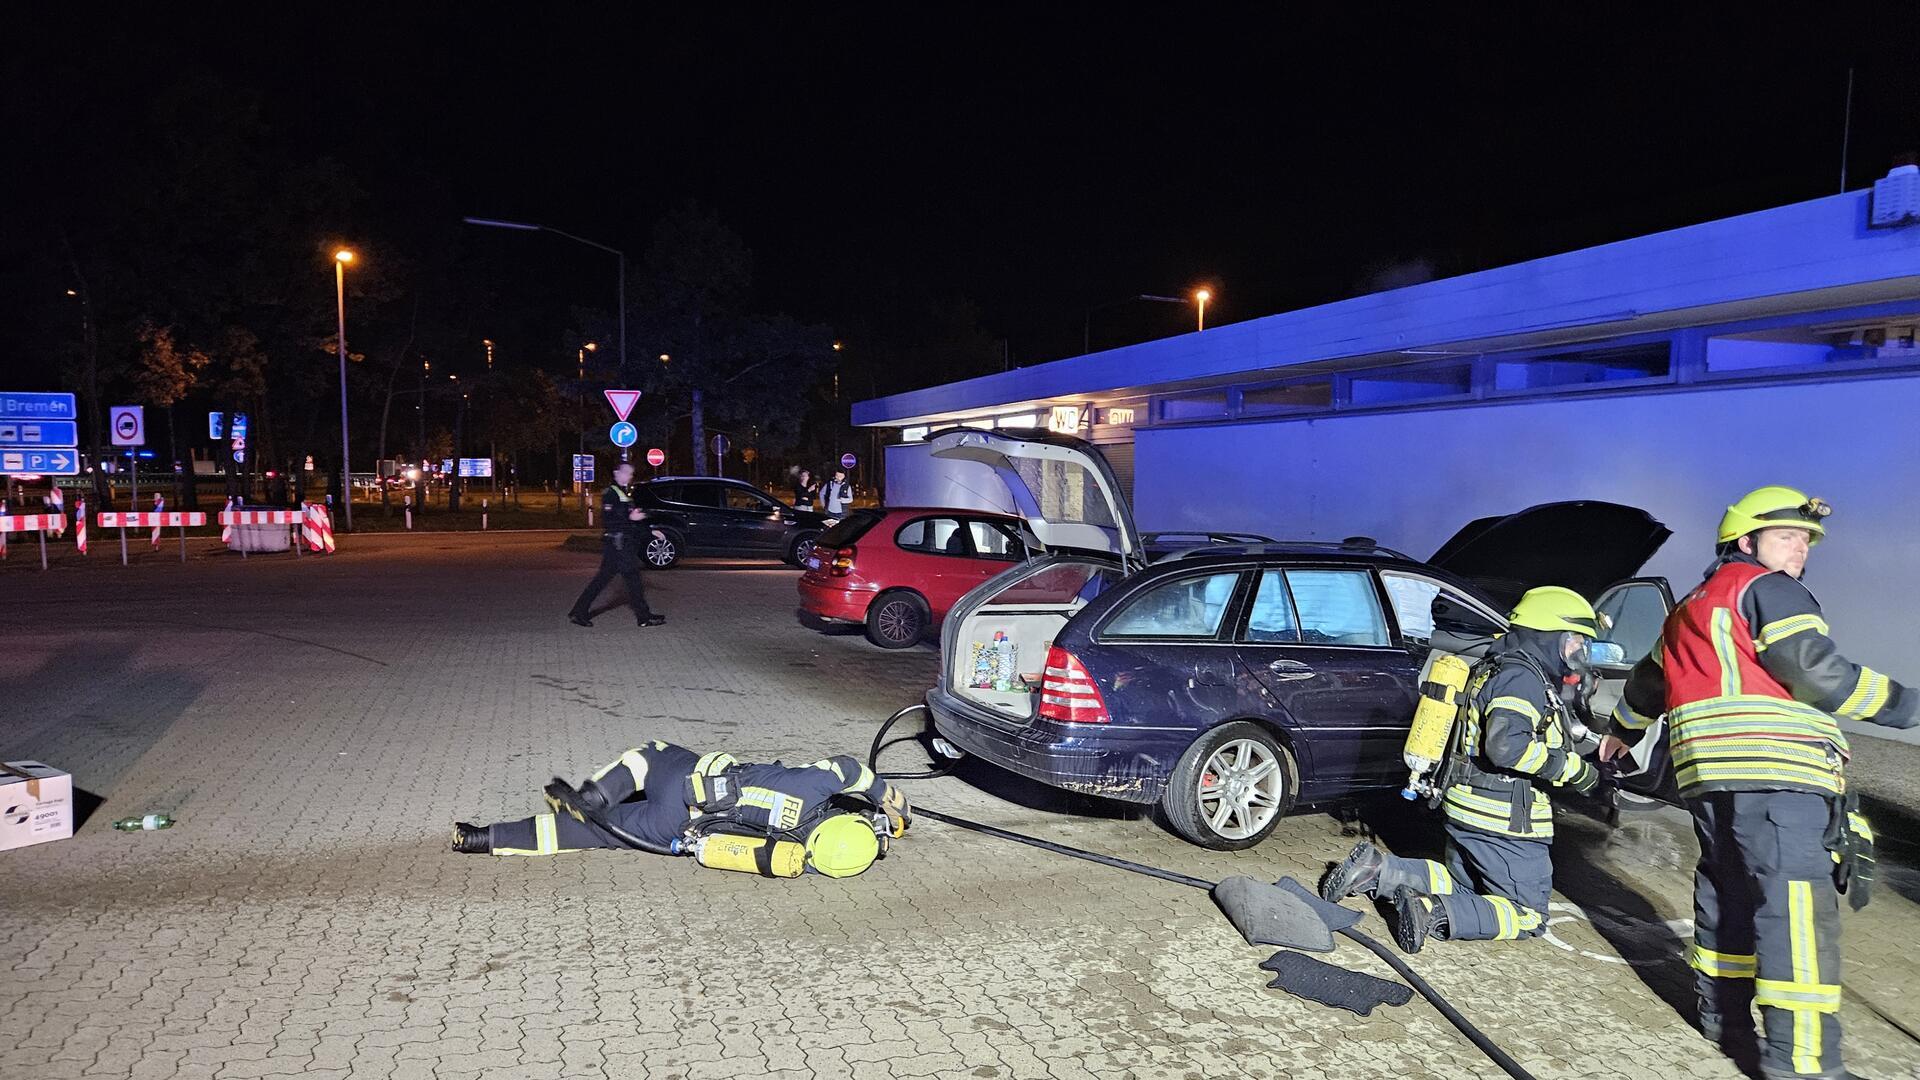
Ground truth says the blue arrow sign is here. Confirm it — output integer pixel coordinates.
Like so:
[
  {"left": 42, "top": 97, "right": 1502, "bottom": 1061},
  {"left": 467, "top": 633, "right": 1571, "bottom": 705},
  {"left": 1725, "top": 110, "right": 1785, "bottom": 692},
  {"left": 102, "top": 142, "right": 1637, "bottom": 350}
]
[
  {"left": 0, "top": 421, "right": 78, "bottom": 448},
  {"left": 0, "top": 449, "right": 79, "bottom": 475},
  {"left": 0, "top": 392, "right": 77, "bottom": 421},
  {"left": 609, "top": 421, "right": 638, "bottom": 448}
]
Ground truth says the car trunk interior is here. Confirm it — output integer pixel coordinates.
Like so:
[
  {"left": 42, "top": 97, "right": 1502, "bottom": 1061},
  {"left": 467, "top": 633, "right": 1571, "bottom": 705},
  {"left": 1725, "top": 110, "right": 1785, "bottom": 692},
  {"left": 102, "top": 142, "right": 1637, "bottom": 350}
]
[{"left": 948, "top": 559, "right": 1121, "bottom": 721}]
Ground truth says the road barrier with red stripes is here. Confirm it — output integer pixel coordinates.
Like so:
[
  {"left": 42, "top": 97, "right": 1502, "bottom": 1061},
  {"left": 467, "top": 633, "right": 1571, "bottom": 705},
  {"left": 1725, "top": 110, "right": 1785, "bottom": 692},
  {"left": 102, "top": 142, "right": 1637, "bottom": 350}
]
[
  {"left": 97, "top": 511, "right": 208, "bottom": 565},
  {"left": 0, "top": 513, "right": 66, "bottom": 570},
  {"left": 218, "top": 507, "right": 307, "bottom": 558}
]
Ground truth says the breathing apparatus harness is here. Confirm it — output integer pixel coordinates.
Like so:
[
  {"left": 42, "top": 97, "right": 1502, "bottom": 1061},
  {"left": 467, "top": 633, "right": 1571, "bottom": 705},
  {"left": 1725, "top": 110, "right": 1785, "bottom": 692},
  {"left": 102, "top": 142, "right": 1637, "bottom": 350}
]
[{"left": 1427, "top": 644, "right": 1584, "bottom": 809}]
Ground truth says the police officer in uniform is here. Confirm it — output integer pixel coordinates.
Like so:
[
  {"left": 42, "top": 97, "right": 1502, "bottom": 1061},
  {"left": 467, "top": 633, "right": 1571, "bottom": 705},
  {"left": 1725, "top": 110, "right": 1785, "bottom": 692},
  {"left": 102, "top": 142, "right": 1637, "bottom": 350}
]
[
  {"left": 450, "top": 741, "right": 912, "bottom": 879},
  {"left": 1322, "top": 586, "right": 1602, "bottom": 952},
  {"left": 568, "top": 462, "right": 665, "bottom": 628},
  {"left": 1602, "top": 487, "right": 1915, "bottom": 1080}
]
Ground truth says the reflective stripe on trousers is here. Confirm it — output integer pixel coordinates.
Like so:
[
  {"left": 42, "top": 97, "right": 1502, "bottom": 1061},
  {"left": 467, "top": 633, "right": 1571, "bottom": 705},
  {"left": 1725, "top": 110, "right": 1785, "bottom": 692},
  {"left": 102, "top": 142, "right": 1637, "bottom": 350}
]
[{"left": 1688, "top": 790, "right": 1843, "bottom": 1076}]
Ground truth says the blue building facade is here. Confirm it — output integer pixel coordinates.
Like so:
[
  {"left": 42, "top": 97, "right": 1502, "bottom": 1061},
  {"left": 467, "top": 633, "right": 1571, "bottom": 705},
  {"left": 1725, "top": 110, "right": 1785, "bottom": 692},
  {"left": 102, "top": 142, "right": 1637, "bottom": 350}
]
[{"left": 855, "top": 173, "right": 1920, "bottom": 686}]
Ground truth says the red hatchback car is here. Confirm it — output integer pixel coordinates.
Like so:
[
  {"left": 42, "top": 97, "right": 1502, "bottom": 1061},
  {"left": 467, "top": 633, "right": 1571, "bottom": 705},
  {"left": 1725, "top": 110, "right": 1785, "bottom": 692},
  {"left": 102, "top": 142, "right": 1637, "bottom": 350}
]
[{"left": 798, "top": 507, "right": 1029, "bottom": 648}]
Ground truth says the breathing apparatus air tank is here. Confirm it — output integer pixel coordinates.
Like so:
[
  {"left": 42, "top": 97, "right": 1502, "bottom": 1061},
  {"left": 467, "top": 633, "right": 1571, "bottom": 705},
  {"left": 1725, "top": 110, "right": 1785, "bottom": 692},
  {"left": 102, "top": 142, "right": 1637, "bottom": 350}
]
[
  {"left": 1402, "top": 651, "right": 1472, "bottom": 800},
  {"left": 689, "top": 833, "right": 807, "bottom": 877}
]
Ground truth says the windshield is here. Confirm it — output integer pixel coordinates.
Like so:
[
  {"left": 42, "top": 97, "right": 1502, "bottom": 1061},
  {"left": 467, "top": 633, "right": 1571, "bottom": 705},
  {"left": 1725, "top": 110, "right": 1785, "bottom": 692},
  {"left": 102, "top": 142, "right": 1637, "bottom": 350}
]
[{"left": 818, "top": 510, "right": 882, "bottom": 547}]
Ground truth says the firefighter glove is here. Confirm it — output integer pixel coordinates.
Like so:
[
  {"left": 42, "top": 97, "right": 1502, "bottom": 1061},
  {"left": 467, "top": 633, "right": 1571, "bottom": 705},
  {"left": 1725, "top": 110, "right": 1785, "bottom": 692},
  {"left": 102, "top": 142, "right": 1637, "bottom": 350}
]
[{"left": 881, "top": 785, "right": 912, "bottom": 837}]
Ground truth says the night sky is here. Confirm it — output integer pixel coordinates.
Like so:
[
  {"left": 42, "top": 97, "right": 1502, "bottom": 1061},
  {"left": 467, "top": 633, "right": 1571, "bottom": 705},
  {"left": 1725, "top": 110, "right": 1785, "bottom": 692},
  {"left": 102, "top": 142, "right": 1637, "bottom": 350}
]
[{"left": 5, "top": 8, "right": 1917, "bottom": 384}]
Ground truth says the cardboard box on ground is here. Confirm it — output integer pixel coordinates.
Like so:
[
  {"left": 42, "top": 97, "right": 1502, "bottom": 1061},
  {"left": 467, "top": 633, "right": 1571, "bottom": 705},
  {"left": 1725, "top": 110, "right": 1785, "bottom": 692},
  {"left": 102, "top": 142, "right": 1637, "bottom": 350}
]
[{"left": 1, "top": 762, "right": 73, "bottom": 851}]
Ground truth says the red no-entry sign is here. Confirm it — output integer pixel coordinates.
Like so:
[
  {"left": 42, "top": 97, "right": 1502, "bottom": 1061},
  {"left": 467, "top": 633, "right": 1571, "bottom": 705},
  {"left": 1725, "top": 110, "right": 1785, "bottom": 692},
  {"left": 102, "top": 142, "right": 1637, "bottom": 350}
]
[{"left": 645, "top": 447, "right": 665, "bottom": 467}]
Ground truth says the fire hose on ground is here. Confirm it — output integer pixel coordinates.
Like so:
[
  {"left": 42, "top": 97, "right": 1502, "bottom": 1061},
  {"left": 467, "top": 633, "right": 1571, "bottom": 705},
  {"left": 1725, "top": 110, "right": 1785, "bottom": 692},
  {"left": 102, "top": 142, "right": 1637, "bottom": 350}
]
[{"left": 865, "top": 703, "right": 1538, "bottom": 1080}]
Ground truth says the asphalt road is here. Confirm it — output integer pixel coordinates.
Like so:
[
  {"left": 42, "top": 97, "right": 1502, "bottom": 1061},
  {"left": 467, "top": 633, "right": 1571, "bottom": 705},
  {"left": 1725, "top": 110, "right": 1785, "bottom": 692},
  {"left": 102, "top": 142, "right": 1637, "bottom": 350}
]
[{"left": 3, "top": 531, "right": 1918, "bottom": 1080}]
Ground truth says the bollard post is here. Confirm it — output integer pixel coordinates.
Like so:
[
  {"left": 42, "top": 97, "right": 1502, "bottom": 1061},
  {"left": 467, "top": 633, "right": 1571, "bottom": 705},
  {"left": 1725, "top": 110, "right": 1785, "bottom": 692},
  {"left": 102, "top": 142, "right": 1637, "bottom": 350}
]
[
  {"left": 179, "top": 520, "right": 188, "bottom": 563},
  {"left": 482, "top": 498, "right": 488, "bottom": 531},
  {"left": 119, "top": 522, "right": 129, "bottom": 566},
  {"left": 38, "top": 525, "right": 47, "bottom": 570},
  {"left": 405, "top": 494, "right": 413, "bottom": 530}
]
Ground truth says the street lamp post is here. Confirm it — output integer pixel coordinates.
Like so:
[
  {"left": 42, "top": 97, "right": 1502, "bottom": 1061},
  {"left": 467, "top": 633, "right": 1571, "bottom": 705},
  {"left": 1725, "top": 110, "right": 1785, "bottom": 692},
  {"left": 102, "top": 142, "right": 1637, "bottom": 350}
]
[
  {"left": 482, "top": 339, "right": 496, "bottom": 493},
  {"left": 1194, "top": 288, "right": 1212, "bottom": 333},
  {"left": 462, "top": 218, "right": 626, "bottom": 373},
  {"left": 334, "top": 249, "right": 355, "bottom": 529}
]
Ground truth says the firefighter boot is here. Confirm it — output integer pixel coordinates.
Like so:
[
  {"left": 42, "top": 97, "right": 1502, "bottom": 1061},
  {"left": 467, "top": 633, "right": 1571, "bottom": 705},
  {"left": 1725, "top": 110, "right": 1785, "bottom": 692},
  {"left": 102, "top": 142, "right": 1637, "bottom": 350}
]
[
  {"left": 451, "top": 822, "right": 492, "bottom": 855},
  {"left": 1389, "top": 887, "right": 1449, "bottom": 954},
  {"left": 1321, "top": 841, "right": 1386, "bottom": 902}
]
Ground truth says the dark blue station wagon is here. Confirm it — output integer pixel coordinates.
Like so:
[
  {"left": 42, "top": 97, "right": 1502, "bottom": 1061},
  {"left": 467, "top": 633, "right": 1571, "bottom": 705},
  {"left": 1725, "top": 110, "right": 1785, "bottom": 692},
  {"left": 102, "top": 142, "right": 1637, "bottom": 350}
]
[{"left": 921, "top": 429, "right": 1671, "bottom": 849}]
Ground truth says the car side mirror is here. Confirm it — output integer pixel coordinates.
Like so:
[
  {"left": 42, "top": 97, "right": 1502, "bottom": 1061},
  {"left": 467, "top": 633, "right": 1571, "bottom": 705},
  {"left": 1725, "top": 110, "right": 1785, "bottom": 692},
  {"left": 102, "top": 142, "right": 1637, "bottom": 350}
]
[{"left": 1589, "top": 641, "right": 1628, "bottom": 668}]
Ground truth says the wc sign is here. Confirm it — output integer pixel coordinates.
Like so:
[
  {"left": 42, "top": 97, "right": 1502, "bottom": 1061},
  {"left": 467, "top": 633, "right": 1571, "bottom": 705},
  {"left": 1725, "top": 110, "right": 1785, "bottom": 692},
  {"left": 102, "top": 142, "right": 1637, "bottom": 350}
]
[{"left": 1046, "top": 405, "right": 1084, "bottom": 434}]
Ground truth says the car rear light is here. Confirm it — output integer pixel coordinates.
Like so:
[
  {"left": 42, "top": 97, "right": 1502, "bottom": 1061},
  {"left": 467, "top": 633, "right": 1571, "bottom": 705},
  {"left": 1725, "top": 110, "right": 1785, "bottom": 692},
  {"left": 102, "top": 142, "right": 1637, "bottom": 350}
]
[
  {"left": 1038, "top": 645, "right": 1109, "bottom": 723},
  {"left": 830, "top": 545, "right": 856, "bottom": 576}
]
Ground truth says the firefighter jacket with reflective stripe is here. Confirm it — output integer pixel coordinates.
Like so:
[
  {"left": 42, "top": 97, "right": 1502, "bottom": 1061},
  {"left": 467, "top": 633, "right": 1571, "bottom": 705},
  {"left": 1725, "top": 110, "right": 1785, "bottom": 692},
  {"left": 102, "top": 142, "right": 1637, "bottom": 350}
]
[
  {"left": 1442, "top": 633, "right": 1585, "bottom": 839},
  {"left": 705, "top": 755, "right": 896, "bottom": 836},
  {"left": 1613, "top": 556, "right": 1917, "bottom": 798},
  {"left": 591, "top": 746, "right": 899, "bottom": 839}
]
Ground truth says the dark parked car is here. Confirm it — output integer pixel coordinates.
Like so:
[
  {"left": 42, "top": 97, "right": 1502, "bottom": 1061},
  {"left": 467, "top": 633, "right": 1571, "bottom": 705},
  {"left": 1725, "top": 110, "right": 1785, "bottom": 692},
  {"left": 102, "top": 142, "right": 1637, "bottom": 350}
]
[
  {"left": 921, "top": 428, "right": 1675, "bottom": 849},
  {"left": 632, "top": 476, "right": 829, "bottom": 568}
]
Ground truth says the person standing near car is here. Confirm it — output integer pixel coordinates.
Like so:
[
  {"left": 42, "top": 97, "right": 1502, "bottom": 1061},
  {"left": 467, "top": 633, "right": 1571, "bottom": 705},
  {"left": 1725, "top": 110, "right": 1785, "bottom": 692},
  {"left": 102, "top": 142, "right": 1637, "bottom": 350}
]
[
  {"left": 1321, "top": 587, "right": 1602, "bottom": 953},
  {"left": 792, "top": 468, "right": 820, "bottom": 512},
  {"left": 567, "top": 462, "right": 666, "bottom": 628},
  {"left": 823, "top": 469, "right": 853, "bottom": 517},
  {"left": 1600, "top": 487, "right": 1915, "bottom": 1080}
]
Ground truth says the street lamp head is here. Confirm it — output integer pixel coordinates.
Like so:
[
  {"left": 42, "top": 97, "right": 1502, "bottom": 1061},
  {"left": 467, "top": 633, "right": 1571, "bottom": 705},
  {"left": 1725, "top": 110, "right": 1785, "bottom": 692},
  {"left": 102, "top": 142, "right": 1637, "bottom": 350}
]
[
  {"left": 334, "top": 249, "right": 355, "bottom": 264},
  {"left": 659, "top": 354, "right": 670, "bottom": 363},
  {"left": 584, "top": 342, "right": 598, "bottom": 351},
  {"left": 832, "top": 341, "right": 844, "bottom": 352},
  {"left": 65, "top": 288, "right": 77, "bottom": 296},
  {"left": 1194, "top": 288, "right": 1212, "bottom": 303}
]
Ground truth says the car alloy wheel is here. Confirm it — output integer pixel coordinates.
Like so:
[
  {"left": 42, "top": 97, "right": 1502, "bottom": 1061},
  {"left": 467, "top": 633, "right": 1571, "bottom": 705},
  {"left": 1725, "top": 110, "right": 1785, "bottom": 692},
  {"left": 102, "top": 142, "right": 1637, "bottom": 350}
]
[
  {"left": 867, "top": 594, "right": 925, "bottom": 648},
  {"left": 1194, "top": 738, "right": 1285, "bottom": 841},
  {"left": 645, "top": 533, "right": 678, "bottom": 568},
  {"left": 791, "top": 537, "right": 815, "bottom": 566}
]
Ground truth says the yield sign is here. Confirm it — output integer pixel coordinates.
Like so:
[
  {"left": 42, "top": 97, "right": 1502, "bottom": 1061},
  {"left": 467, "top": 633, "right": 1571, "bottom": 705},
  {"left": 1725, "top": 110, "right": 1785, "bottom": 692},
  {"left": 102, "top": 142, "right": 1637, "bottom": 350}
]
[{"left": 603, "top": 389, "right": 641, "bottom": 422}]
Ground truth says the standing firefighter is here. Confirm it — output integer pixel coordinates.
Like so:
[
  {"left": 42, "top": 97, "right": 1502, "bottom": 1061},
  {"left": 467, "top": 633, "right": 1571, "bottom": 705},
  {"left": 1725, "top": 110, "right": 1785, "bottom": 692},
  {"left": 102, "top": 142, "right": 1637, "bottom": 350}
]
[
  {"left": 1322, "top": 586, "right": 1601, "bottom": 952},
  {"left": 1602, "top": 487, "right": 1914, "bottom": 1080},
  {"left": 568, "top": 462, "right": 666, "bottom": 628},
  {"left": 451, "top": 741, "right": 912, "bottom": 879}
]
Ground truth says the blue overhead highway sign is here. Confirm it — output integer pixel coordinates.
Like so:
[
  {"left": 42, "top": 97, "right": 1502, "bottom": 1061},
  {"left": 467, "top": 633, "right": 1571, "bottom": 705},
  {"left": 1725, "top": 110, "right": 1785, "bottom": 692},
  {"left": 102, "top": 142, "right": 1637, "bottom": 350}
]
[
  {"left": 0, "top": 421, "right": 78, "bottom": 448},
  {"left": 0, "top": 392, "right": 77, "bottom": 421},
  {"left": 0, "top": 449, "right": 79, "bottom": 475}
]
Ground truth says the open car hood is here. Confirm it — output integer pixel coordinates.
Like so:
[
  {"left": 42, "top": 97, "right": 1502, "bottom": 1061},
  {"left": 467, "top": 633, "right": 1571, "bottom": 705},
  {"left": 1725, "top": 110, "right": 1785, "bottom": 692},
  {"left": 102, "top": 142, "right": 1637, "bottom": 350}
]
[
  {"left": 927, "top": 427, "right": 1143, "bottom": 569},
  {"left": 1428, "top": 500, "right": 1671, "bottom": 611}
]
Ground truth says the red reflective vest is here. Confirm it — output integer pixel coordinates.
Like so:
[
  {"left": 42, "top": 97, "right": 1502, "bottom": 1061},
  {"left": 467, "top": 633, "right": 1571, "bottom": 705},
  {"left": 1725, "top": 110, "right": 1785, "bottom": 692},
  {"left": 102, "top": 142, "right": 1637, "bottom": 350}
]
[{"left": 1661, "top": 561, "right": 1848, "bottom": 796}]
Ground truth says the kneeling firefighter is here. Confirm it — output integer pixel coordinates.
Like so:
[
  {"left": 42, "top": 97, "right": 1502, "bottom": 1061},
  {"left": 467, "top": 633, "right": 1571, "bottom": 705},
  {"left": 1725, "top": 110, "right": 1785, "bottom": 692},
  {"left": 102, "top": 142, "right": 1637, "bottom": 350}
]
[
  {"left": 1322, "top": 586, "right": 1602, "bottom": 952},
  {"left": 1601, "top": 487, "right": 1914, "bottom": 1080},
  {"left": 452, "top": 741, "right": 912, "bottom": 878}
]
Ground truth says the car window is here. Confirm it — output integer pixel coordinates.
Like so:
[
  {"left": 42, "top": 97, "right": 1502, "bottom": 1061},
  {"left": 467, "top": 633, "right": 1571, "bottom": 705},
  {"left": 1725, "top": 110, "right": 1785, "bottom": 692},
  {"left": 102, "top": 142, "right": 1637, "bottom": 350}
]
[
  {"left": 897, "top": 517, "right": 969, "bottom": 556},
  {"left": 723, "top": 487, "right": 775, "bottom": 511},
  {"left": 1287, "top": 569, "right": 1390, "bottom": 646},
  {"left": 1596, "top": 581, "right": 1668, "bottom": 663},
  {"left": 659, "top": 483, "right": 719, "bottom": 508},
  {"left": 818, "top": 510, "right": 882, "bottom": 548},
  {"left": 967, "top": 520, "right": 1025, "bottom": 561},
  {"left": 1104, "top": 571, "right": 1242, "bottom": 639},
  {"left": 1242, "top": 570, "right": 1300, "bottom": 643}
]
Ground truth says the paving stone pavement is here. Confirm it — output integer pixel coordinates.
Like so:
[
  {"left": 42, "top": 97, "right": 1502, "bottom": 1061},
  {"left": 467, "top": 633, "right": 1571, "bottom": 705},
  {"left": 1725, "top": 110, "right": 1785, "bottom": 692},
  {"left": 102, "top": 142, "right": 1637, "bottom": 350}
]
[{"left": 3, "top": 531, "right": 1919, "bottom": 1080}]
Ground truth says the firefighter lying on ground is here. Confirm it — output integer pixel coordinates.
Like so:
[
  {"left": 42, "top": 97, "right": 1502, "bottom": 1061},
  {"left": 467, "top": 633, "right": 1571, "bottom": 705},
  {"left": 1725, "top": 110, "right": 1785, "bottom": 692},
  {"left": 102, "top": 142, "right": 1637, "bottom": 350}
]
[
  {"left": 1599, "top": 487, "right": 1915, "bottom": 1080},
  {"left": 451, "top": 741, "right": 913, "bottom": 878},
  {"left": 1321, "top": 586, "right": 1603, "bottom": 952}
]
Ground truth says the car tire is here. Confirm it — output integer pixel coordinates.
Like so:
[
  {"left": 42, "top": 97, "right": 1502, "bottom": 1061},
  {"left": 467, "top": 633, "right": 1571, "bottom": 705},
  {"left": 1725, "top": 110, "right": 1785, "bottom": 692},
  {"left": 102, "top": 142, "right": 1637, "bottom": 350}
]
[
  {"left": 865, "top": 590, "right": 929, "bottom": 650},
  {"left": 642, "top": 528, "right": 683, "bottom": 569},
  {"left": 787, "top": 532, "right": 821, "bottom": 568},
  {"left": 1160, "top": 721, "right": 1296, "bottom": 850}
]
